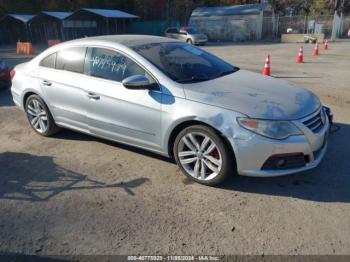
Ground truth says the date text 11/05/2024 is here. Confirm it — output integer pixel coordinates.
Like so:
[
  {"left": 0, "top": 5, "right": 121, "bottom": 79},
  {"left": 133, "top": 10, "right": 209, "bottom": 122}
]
[{"left": 127, "top": 255, "right": 220, "bottom": 261}]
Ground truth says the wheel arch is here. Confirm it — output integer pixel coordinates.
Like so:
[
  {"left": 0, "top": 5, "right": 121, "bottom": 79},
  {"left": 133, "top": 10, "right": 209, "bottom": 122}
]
[
  {"left": 22, "top": 90, "right": 55, "bottom": 120},
  {"left": 167, "top": 119, "right": 236, "bottom": 165},
  {"left": 22, "top": 89, "right": 52, "bottom": 109},
  {"left": 23, "top": 91, "right": 38, "bottom": 108}
]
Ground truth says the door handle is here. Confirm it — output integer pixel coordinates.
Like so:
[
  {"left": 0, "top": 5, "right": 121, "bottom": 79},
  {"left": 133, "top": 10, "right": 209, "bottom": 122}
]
[
  {"left": 42, "top": 80, "right": 52, "bottom": 86},
  {"left": 87, "top": 92, "right": 100, "bottom": 100}
]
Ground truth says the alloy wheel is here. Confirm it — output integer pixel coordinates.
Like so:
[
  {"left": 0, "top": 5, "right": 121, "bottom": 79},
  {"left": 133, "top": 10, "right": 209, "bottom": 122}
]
[
  {"left": 27, "top": 99, "right": 48, "bottom": 133},
  {"left": 177, "top": 132, "right": 222, "bottom": 181}
]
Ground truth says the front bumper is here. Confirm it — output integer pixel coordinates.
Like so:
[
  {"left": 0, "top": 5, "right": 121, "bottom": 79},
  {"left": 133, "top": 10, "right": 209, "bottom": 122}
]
[
  {"left": 238, "top": 141, "right": 328, "bottom": 177},
  {"left": 231, "top": 107, "right": 330, "bottom": 177},
  {"left": 194, "top": 39, "right": 208, "bottom": 45}
]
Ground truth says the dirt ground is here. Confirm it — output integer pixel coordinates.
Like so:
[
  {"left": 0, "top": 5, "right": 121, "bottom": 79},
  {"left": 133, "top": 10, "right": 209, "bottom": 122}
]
[{"left": 0, "top": 41, "right": 350, "bottom": 256}]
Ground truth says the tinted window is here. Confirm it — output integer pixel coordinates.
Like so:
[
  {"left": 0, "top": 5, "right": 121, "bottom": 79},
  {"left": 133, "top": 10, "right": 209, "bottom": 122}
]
[
  {"left": 187, "top": 28, "right": 200, "bottom": 34},
  {"left": 132, "top": 42, "right": 239, "bottom": 83},
  {"left": 56, "top": 47, "right": 86, "bottom": 73},
  {"left": 85, "top": 47, "right": 148, "bottom": 82},
  {"left": 40, "top": 53, "right": 56, "bottom": 68},
  {"left": 167, "top": 28, "right": 178, "bottom": 34}
]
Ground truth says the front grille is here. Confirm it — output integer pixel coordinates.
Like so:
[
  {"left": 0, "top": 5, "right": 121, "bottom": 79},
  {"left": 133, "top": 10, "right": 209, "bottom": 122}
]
[{"left": 303, "top": 110, "right": 324, "bottom": 133}]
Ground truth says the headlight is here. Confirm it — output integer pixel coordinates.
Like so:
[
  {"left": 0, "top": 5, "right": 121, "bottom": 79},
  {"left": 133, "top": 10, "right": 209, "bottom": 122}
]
[{"left": 237, "top": 117, "right": 303, "bottom": 140}]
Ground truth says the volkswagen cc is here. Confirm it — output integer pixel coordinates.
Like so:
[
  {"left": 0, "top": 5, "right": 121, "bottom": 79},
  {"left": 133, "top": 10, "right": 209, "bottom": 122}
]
[{"left": 11, "top": 35, "right": 330, "bottom": 185}]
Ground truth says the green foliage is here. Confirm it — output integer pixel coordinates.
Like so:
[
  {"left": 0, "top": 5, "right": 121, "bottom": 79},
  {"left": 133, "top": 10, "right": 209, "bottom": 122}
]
[
  {"left": 267, "top": 0, "right": 349, "bottom": 15},
  {"left": 267, "top": 0, "right": 313, "bottom": 15},
  {"left": 0, "top": 0, "right": 348, "bottom": 20},
  {"left": 310, "top": 0, "right": 331, "bottom": 17},
  {"left": 326, "top": 0, "right": 350, "bottom": 15}
]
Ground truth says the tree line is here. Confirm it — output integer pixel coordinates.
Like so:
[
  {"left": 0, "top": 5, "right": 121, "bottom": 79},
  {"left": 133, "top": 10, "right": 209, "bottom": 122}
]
[{"left": 0, "top": 0, "right": 349, "bottom": 23}]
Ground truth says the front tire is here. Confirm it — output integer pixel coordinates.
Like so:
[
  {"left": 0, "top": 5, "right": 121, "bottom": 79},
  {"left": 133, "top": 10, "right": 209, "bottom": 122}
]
[
  {"left": 186, "top": 39, "right": 193, "bottom": 45},
  {"left": 25, "top": 94, "right": 60, "bottom": 136},
  {"left": 173, "top": 125, "right": 232, "bottom": 186}
]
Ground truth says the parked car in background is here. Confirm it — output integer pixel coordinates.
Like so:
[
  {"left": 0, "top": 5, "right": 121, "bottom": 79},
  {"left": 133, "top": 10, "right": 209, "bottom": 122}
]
[
  {"left": 11, "top": 35, "right": 330, "bottom": 186},
  {"left": 165, "top": 27, "right": 208, "bottom": 45},
  {"left": 0, "top": 60, "right": 11, "bottom": 88}
]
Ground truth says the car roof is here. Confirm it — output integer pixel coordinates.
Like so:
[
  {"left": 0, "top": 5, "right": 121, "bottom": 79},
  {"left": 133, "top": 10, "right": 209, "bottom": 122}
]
[{"left": 68, "top": 35, "right": 178, "bottom": 47}]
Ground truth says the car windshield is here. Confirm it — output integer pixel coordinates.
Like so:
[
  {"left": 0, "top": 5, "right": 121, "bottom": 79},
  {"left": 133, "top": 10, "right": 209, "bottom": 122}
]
[{"left": 131, "top": 42, "right": 239, "bottom": 83}]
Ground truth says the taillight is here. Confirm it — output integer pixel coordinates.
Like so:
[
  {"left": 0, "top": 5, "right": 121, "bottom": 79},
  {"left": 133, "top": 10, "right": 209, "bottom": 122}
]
[
  {"left": 10, "top": 70, "right": 15, "bottom": 81},
  {"left": 0, "top": 71, "right": 6, "bottom": 80}
]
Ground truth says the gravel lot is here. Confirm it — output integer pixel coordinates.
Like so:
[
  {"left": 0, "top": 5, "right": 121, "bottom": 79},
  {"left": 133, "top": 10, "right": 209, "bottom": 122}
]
[{"left": 0, "top": 41, "right": 350, "bottom": 256}]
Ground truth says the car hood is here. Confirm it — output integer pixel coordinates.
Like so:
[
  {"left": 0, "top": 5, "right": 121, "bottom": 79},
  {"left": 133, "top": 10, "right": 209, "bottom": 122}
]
[{"left": 183, "top": 70, "right": 321, "bottom": 120}]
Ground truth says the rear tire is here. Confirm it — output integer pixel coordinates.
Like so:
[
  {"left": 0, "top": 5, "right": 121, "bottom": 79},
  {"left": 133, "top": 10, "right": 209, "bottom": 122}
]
[
  {"left": 25, "top": 94, "right": 61, "bottom": 137},
  {"left": 173, "top": 125, "right": 232, "bottom": 186}
]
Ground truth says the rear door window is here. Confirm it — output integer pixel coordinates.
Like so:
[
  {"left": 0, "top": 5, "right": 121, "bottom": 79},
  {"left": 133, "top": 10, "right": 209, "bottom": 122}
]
[
  {"left": 40, "top": 53, "right": 56, "bottom": 68},
  {"left": 56, "top": 47, "right": 87, "bottom": 74}
]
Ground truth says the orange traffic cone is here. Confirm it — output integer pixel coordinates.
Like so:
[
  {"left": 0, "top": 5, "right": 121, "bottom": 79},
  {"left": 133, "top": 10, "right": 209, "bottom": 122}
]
[
  {"left": 297, "top": 46, "right": 304, "bottom": 63},
  {"left": 313, "top": 42, "right": 319, "bottom": 56},
  {"left": 324, "top": 39, "right": 329, "bottom": 50},
  {"left": 263, "top": 53, "right": 271, "bottom": 76}
]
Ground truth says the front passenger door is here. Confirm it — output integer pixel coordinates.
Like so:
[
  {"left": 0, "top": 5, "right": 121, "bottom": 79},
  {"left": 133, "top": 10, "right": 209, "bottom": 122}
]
[{"left": 82, "top": 47, "right": 162, "bottom": 151}]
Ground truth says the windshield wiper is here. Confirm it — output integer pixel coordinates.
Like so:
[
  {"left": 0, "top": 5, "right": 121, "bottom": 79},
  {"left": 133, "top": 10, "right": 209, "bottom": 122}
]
[
  {"left": 213, "top": 69, "right": 237, "bottom": 79},
  {"left": 177, "top": 76, "right": 211, "bottom": 83},
  {"left": 177, "top": 68, "right": 239, "bottom": 83}
]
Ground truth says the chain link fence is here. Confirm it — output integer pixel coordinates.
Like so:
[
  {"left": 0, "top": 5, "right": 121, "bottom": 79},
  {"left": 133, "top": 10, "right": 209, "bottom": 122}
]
[
  {"left": 340, "top": 16, "right": 350, "bottom": 38},
  {"left": 261, "top": 15, "right": 349, "bottom": 40},
  {"left": 192, "top": 14, "right": 350, "bottom": 41},
  {"left": 189, "top": 14, "right": 261, "bottom": 42}
]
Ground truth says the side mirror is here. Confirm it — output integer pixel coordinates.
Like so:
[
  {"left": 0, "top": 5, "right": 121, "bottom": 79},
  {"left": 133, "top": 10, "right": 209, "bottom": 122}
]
[{"left": 122, "top": 75, "right": 152, "bottom": 90}]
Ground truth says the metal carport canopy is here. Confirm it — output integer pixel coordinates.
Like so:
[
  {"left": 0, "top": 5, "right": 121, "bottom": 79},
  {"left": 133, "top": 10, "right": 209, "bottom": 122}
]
[
  {"left": 41, "top": 11, "right": 72, "bottom": 20},
  {"left": 80, "top": 8, "right": 139, "bottom": 19},
  {"left": 6, "top": 14, "right": 34, "bottom": 23}
]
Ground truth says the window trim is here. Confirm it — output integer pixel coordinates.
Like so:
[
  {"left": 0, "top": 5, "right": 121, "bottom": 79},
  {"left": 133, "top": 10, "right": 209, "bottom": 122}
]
[{"left": 37, "top": 45, "right": 161, "bottom": 92}]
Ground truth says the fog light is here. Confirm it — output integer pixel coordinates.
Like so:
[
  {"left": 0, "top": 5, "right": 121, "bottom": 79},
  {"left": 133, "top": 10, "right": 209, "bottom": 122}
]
[
  {"left": 276, "top": 159, "right": 286, "bottom": 168},
  {"left": 262, "top": 153, "right": 307, "bottom": 170}
]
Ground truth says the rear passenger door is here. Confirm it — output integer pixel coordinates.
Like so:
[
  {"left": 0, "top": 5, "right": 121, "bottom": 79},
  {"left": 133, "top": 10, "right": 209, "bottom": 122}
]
[
  {"left": 82, "top": 47, "right": 162, "bottom": 150},
  {"left": 38, "top": 47, "right": 89, "bottom": 131}
]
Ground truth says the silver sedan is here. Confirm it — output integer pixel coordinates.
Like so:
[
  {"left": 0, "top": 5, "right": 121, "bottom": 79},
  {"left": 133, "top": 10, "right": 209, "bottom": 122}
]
[
  {"left": 11, "top": 35, "right": 330, "bottom": 185},
  {"left": 165, "top": 27, "right": 208, "bottom": 45}
]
